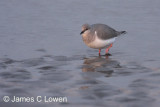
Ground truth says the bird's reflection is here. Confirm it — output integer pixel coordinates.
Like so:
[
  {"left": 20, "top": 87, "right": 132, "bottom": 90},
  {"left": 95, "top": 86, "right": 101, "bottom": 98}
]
[{"left": 82, "top": 55, "right": 121, "bottom": 77}]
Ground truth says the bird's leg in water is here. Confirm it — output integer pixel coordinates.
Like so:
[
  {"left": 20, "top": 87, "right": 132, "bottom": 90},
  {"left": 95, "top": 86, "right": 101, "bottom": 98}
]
[
  {"left": 99, "top": 49, "right": 101, "bottom": 56},
  {"left": 106, "top": 44, "right": 113, "bottom": 54}
]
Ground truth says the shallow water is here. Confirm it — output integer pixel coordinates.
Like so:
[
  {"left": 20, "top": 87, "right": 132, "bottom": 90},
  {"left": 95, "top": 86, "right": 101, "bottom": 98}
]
[{"left": 0, "top": 0, "right": 160, "bottom": 107}]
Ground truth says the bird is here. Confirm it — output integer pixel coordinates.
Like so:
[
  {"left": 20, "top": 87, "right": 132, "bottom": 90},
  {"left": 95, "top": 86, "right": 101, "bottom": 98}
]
[{"left": 80, "top": 23, "right": 126, "bottom": 55}]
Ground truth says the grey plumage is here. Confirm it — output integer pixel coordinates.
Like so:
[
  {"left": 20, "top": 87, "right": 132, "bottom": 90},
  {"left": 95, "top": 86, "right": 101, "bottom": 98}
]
[
  {"left": 80, "top": 23, "right": 126, "bottom": 50},
  {"left": 89, "top": 24, "right": 126, "bottom": 40}
]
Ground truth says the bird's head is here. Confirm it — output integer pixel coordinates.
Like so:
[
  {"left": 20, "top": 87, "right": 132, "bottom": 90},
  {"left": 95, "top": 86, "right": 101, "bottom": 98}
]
[{"left": 80, "top": 24, "right": 90, "bottom": 35}]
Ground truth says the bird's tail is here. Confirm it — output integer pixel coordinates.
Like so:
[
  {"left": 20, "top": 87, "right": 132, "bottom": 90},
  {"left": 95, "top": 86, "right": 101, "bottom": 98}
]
[{"left": 117, "top": 31, "right": 127, "bottom": 35}]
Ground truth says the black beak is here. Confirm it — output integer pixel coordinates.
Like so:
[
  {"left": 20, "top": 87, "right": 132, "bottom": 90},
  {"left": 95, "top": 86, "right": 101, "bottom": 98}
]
[
  {"left": 80, "top": 31, "right": 84, "bottom": 35},
  {"left": 80, "top": 29, "right": 88, "bottom": 35}
]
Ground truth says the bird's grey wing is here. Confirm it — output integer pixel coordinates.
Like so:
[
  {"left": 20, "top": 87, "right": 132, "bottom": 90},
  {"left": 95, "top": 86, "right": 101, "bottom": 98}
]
[{"left": 91, "top": 24, "right": 118, "bottom": 40}]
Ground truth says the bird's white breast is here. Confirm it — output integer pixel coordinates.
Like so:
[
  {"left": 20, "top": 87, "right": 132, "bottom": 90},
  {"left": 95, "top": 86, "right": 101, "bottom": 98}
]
[{"left": 87, "top": 31, "right": 116, "bottom": 49}]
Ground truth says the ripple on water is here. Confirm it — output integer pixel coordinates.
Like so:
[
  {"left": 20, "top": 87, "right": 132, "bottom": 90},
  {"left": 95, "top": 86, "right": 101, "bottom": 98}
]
[
  {"left": 20, "top": 58, "right": 46, "bottom": 67},
  {"left": 38, "top": 66, "right": 57, "bottom": 70},
  {"left": 39, "top": 69, "right": 72, "bottom": 83},
  {"left": 0, "top": 69, "right": 31, "bottom": 81},
  {"left": 0, "top": 58, "right": 16, "bottom": 64}
]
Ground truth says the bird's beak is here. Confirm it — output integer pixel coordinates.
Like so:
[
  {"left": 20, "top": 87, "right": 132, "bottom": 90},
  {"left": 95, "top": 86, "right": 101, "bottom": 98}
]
[{"left": 80, "top": 31, "right": 84, "bottom": 35}]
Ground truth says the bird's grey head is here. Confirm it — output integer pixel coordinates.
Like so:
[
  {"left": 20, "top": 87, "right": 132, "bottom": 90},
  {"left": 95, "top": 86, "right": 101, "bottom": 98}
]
[{"left": 80, "top": 24, "right": 90, "bottom": 35}]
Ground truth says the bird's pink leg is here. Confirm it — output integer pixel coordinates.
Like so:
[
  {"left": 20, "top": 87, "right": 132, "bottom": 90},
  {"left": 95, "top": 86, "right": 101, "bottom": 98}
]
[
  {"left": 106, "top": 44, "right": 113, "bottom": 54},
  {"left": 99, "top": 49, "right": 101, "bottom": 56}
]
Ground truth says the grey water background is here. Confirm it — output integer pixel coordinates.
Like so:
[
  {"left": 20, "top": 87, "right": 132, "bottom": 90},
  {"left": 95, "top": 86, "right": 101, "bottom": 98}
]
[{"left": 0, "top": 0, "right": 160, "bottom": 107}]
